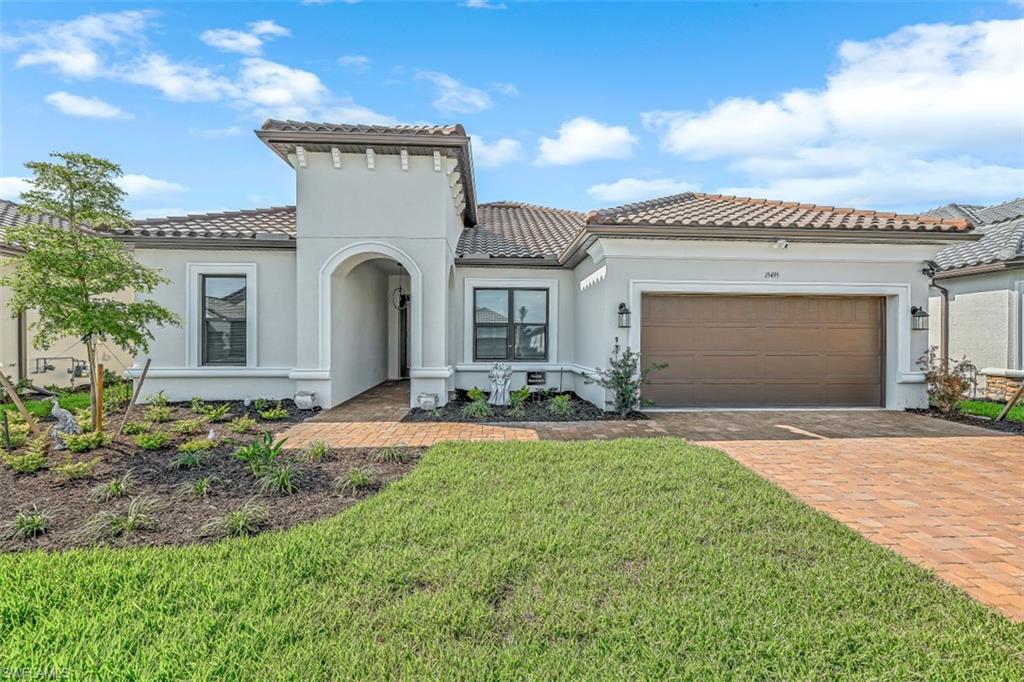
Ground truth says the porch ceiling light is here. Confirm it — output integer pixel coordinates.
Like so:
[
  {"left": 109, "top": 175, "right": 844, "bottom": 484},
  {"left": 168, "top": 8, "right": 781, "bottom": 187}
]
[
  {"left": 910, "top": 305, "right": 929, "bottom": 331},
  {"left": 617, "top": 303, "right": 632, "bottom": 328}
]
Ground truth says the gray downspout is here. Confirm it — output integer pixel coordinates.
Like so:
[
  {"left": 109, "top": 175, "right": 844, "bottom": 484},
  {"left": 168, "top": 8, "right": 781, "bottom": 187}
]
[
  {"left": 16, "top": 311, "right": 27, "bottom": 382},
  {"left": 924, "top": 262, "right": 949, "bottom": 372}
]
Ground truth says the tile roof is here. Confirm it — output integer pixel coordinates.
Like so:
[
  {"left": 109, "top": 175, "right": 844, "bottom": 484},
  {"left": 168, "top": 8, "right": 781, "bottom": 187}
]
[
  {"left": 260, "top": 119, "right": 466, "bottom": 138},
  {"left": 0, "top": 198, "right": 76, "bottom": 251},
  {"left": 586, "top": 192, "right": 972, "bottom": 233},
  {"left": 928, "top": 198, "right": 1024, "bottom": 272},
  {"left": 456, "top": 202, "right": 585, "bottom": 260},
  {"left": 118, "top": 206, "right": 297, "bottom": 241}
]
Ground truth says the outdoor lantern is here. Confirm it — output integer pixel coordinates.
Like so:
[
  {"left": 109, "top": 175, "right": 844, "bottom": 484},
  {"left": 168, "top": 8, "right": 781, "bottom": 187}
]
[
  {"left": 617, "top": 303, "right": 632, "bottom": 328},
  {"left": 910, "top": 305, "right": 930, "bottom": 331}
]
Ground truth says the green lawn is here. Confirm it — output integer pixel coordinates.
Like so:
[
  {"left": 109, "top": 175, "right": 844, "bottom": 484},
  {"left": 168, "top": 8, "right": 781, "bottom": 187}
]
[
  {"left": 0, "top": 391, "right": 91, "bottom": 418},
  {"left": 960, "top": 399, "right": 1024, "bottom": 423},
  {"left": 1, "top": 439, "right": 1020, "bottom": 678}
]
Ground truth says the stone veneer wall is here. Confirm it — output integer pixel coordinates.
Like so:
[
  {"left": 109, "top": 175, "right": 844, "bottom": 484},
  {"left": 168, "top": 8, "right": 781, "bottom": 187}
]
[{"left": 984, "top": 375, "right": 1023, "bottom": 401}]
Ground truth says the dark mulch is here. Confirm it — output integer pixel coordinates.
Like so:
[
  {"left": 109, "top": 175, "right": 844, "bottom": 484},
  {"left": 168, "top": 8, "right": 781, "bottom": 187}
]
[
  {"left": 1, "top": 400, "right": 420, "bottom": 553},
  {"left": 907, "top": 407, "right": 1024, "bottom": 435},
  {"left": 403, "top": 390, "right": 647, "bottom": 423}
]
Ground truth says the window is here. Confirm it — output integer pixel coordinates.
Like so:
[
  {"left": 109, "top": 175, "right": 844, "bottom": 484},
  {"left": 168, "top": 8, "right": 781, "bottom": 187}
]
[
  {"left": 201, "top": 275, "right": 247, "bottom": 366},
  {"left": 473, "top": 288, "right": 548, "bottom": 361}
]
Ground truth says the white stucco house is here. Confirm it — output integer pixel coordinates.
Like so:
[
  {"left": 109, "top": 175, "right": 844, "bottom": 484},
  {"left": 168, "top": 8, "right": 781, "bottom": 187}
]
[
  {"left": 111, "top": 120, "right": 978, "bottom": 411},
  {"left": 926, "top": 198, "right": 1024, "bottom": 400}
]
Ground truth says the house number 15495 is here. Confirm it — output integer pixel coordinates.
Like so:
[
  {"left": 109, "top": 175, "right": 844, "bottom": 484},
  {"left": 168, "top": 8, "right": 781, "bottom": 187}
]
[{"left": 764, "top": 271, "right": 780, "bottom": 279}]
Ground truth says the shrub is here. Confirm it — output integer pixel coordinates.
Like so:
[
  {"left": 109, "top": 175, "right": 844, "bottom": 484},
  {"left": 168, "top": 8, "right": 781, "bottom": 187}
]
[
  {"left": 134, "top": 431, "right": 171, "bottom": 450},
  {"left": 201, "top": 403, "right": 232, "bottom": 422},
  {"left": 462, "top": 388, "right": 493, "bottom": 419},
  {"left": 83, "top": 496, "right": 158, "bottom": 541},
  {"left": 148, "top": 391, "right": 169, "bottom": 407},
  {"left": 5, "top": 420, "right": 31, "bottom": 449},
  {"left": 121, "top": 420, "right": 151, "bottom": 436},
  {"left": 62, "top": 431, "right": 109, "bottom": 453},
  {"left": 54, "top": 456, "right": 102, "bottom": 482},
  {"left": 146, "top": 404, "right": 173, "bottom": 423},
  {"left": 252, "top": 398, "right": 270, "bottom": 412},
  {"left": 172, "top": 417, "right": 206, "bottom": 435},
  {"left": 586, "top": 342, "right": 667, "bottom": 417},
  {"left": 508, "top": 386, "right": 530, "bottom": 418},
  {"left": 371, "top": 444, "right": 412, "bottom": 464},
  {"left": 190, "top": 397, "right": 206, "bottom": 414},
  {"left": 228, "top": 415, "right": 258, "bottom": 434},
  {"left": 234, "top": 432, "right": 286, "bottom": 476},
  {"left": 3, "top": 506, "right": 51, "bottom": 540},
  {"left": 175, "top": 476, "right": 222, "bottom": 498},
  {"left": 202, "top": 498, "right": 268, "bottom": 537},
  {"left": 90, "top": 469, "right": 136, "bottom": 502},
  {"left": 302, "top": 440, "right": 331, "bottom": 462},
  {"left": 178, "top": 437, "right": 217, "bottom": 454},
  {"left": 169, "top": 450, "right": 208, "bottom": 471},
  {"left": 919, "top": 347, "right": 976, "bottom": 416},
  {"left": 104, "top": 382, "right": 132, "bottom": 411},
  {"left": 334, "top": 467, "right": 375, "bottom": 496},
  {"left": 258, "top": 402, "right": 289, "bottom": 421},
  {"left": 74, "top": 408, "right": 93, "bottom": 430},
  {"left": 548, "top": 394, "right": 574, "bottom": 417},
  {"left": 258, "top": 464, "right": 300, "bottom": 495},
  {"left": 4, "top": 435, "right": 48, "bottom": 474}
]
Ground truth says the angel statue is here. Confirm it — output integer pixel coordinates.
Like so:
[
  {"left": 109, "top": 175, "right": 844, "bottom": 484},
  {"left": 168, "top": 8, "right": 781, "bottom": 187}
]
[{"left": 487, "top": 363, "right": 513, "bottom": 406}]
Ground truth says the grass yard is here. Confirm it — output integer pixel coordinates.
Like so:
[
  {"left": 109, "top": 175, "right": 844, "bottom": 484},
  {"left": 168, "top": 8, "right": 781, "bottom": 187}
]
[
  {"left": 1, "top": 439, "right": 1020, "bottom": 679},
  {"left": 960, "top": 399, "right": 1024, "bottom": 423},
  {"left": 0, "top": 391, "right": 92, "bottom": 418}
]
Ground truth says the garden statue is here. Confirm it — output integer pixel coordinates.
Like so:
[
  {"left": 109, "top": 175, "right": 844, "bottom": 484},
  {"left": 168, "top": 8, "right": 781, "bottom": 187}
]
[
  {"left": 417, "top": 392, "right": 439, "bottom": 411},
  {"left": 294, "top": 390, "right": 317, "bottom": 410},
  {"left": 488, "top": 363, "right": 513, "bottom": 406},
  {"left": 50, "top": 397, "right": 80, "bottom": 450}
]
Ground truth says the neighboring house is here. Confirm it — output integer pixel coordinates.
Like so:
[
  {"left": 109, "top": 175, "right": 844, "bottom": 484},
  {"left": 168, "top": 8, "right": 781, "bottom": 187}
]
[
  {"left": 0, "top": 199, "right": 134, "bottom": 388},
  {"left": 110, "top": 120, "right": 977, "bottom": 410},
  {"left": 926, "top": 198, "right": 1024, "bottom": 400}
]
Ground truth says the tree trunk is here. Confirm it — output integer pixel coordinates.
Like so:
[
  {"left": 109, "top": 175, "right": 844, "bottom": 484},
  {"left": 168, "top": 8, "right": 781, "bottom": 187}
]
[{"left": 85, "top": 335, "right": 98, "bottom": 432}]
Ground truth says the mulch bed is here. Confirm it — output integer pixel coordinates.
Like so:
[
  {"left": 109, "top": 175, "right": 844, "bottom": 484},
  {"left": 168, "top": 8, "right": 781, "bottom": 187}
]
[
  {"left": 1, "top": 399, "right": 421, "bottom": 553},
  {"left": 907, "top": 407, "right": 1024, "bottom": 435},
  {"left": 403, "top": 390, "right": 647, "bottom": 423}
]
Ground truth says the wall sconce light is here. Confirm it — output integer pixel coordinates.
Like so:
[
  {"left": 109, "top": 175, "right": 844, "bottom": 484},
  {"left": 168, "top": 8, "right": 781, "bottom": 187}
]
[
  {"left": 617, "top": 303, "right": 631, "bottom": 328},
  {"left": 910, "top": 305, "right": 929, "bottom": 331}
]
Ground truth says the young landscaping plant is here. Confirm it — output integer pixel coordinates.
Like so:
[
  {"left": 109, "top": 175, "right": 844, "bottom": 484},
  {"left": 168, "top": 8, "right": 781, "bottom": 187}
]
[
  {"left": 371, "top": 444, "right": 412, "bottom": 464},
  {"left": 3, "top": 506, "right": 51, "bottom": 540},
  {"left": 507, "top": 385, "right": 530, "bottom": 418},
  {"left": 302, "top": 440, "right": 331, "bottom": 462},
  {"left": 548, "top": 394, "right": 574, "bottom": 417},
  {"left": 234, "top": 432, "right": 286, "bottom": 476},
  {"left": 175, "top": 476, "right": 222, "bottom": 498},
  {"left": 134, "top": 431, "right": 170, "bottom": 451},
  {"left": 202, "top": 498, "right": 268, "bottom": 538},
  {"left": 586, "top": 341, "right": 667, "bottom": 417},
  {"left": 258, "top": 402, "right": 289, "bottom": 421},
  {"left": 201, "top": 403, "right": 232, "bottom": 422},
  {"left": 3, "top": 435, "right": 49, "bottom": 474},
  {"left": 0, "top": 153, "right": 180, "bottom": 431},
  {"left": 334, "top": 467, "right": 376, "bottom": 496},
  {"left": 145, "top": 405, "right": 173, "bottom": 423},
  {"left": 83, "top": 496, "right": 158, "bottom": 541},
  {"left": 172, "top": 417, "right": 206, "bottom": 435},
  {"left": 121, "top": 420, "right": 151, "bottom": 436},
  {"left": 61, "top": 431, "right": 108, "bottom": 453},
  {"left": 53, "top": 456, "right": 101, "bottom": 482},
  {"left": 258, "top": 464, "right": 300, "bottom": 495},
  {"left": 462, "top": 387, "right": 493, "bottom": 419},
  {"left": 919, "top": 347, "right": 976, "bottom": 416},
  {"left": 89, "top": 469, "right": 135, "bottom": 502},
  {"left": 228, "top": 416, "right": 257, "bottom": 434}
]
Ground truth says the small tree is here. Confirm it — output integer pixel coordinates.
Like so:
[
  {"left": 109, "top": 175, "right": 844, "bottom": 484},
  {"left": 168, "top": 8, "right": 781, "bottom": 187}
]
[
  {"left": 918, "top": 346, "right": 975, "bottom": 416},
  {"left": 586, "top": 341, "right": 667, "bottom": 417},
  {"left": 0, "top": 152, "right": 180, "bottom": 429}
]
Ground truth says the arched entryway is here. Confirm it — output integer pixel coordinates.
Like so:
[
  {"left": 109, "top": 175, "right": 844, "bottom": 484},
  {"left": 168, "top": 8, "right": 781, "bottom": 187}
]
[{"left": 318, "top": 242, "right": 422, "bottom": 408}]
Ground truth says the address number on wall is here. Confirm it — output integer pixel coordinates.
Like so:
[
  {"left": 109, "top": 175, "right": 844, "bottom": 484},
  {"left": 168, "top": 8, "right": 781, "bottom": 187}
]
[{"left": 764, "top": 271, "right": 781, "bottom": 279}]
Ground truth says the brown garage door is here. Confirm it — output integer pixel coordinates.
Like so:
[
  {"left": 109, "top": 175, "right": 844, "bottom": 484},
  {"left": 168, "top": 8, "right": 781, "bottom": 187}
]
[{"left": 641, "top": 294, "right": 884, "bottom": 408}]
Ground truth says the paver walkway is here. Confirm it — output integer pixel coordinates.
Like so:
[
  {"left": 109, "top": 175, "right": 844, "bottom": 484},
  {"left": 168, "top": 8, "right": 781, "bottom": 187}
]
[{"left": 283, "top": 381, "right": 1024, "bottom": 620}]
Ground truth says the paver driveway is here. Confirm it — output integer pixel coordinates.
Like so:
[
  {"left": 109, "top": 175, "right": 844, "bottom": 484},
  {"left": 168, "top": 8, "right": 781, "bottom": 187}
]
[{"left": 283, "top": 381, "right": 1024, "bottom": 620}]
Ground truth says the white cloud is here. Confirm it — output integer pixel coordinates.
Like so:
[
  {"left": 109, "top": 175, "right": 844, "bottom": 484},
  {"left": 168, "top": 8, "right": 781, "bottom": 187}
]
[
  {"left": 10, "top": 10, "right": 154, "bottom": 78},
  {"left": 472, "top": 137, "right": 523, "bottom": 168},
  {"left": 416, "top": 71, "right": 492, "bottom": 114},
  {"left": 236, "top": 57, "right": 328, "bottom": 117},
  {"left": 119, "top": 54, "right": 234, "bottom": 102},
  {"left": 536, "top": 117, "right": 637, "bottom": 166},
  {"left": 117, "top": 174, "right": 187, "bottom": 198},
  {"left": 339, "top": 55, "right": 371, "bottom": 71},
  {"left": 318, "top": 103, "right": 398, "bottom": 126},
  {"left": 200, "top": 29, "right": 263, "bottom": 56},
  {"left": 188, "top": 126, "right": 245, "bottom": 139},
  {"left": 463, "top": 0, "right": 506, "bottom": 8},
  {"left": 44, "top": 91, "right": 132, "bottom": 119},
  {"left": 0, "top": 177, "right": 33, "bottom": 202},
  {"left": 200, "top": 20, "right": 290, "bottom": 56},
  {"left": 587, "top": 178, "right": 698, "bottom": 204},
  {"left": 490, "top": 82, "right": 520, "bottom": 96}
]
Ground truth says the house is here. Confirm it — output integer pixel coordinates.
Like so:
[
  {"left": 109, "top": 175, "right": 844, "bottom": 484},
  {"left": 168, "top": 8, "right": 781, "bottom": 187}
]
[
  {"left": 926, "top": 198, "right": 1024, "bottom": 400},
  {"left": 110, "top": 120, "right": 978, "bottom": 411},
  {"left": 0, "top": 200, "right": 133, "bottom": 388}
]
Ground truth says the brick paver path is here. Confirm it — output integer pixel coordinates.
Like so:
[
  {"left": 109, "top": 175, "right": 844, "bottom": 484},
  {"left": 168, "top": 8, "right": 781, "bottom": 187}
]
[{"left": 284, "top": 381, "right": 1023, "bottom": 619}]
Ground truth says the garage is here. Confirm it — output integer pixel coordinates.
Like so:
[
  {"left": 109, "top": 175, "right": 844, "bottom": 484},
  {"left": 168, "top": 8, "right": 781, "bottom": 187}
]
[{"left": 640, "top": 294, "right": 885, "bottom": 408}]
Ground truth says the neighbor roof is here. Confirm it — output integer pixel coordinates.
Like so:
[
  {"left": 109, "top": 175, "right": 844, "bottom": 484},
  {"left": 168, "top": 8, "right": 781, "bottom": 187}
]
[
  {"left": 259, "top": 119, "right": 466, "bottom": 138},
  {"left": 926, "top": 198, "right": 1024, "bottom": 226},
  {"left": 587, "top": 193, "right": 972, "bottom": 233},
  {"left": 928, "top": 198, "right": 1024, "bottom": 274}
]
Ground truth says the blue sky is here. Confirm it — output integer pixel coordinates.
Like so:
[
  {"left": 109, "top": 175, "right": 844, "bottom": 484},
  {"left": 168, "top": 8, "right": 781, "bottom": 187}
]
[{"left": 1, "top": 1, "right": 1021, "bottom": 219}]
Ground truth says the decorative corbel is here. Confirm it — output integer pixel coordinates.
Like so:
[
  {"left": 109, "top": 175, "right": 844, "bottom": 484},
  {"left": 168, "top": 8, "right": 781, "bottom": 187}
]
[
  {"left": 331, "top": 147, "right": 342, "bottom": 169},
  {"left": 295, "top": 146, "right": 307, "bottom": 168},
  {"left": 400, "top": 148, "right": 409, "bottom": 171},
  {"left": 433, "top": 151, "right": 442, "bottom": 172},
  {"left": 366, "top": 148, "right": 375, "bottom": 170}
]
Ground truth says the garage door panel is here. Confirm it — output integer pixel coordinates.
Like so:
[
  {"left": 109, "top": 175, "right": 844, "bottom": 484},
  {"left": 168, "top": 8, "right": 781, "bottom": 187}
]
[{"left": 641, "top": 294, "right": 884, "bottom": 408}]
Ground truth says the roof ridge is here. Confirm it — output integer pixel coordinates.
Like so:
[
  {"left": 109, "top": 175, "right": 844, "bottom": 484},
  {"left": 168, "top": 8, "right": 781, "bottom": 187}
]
[
  {"left": 589, "top": 192, "right": 698, "bottom": 221},
  {"left": 132, "top": 205, "right": 296, "bottom": 226},
  {"left": 480, "top": 200, "right": 585, "bottom": 216}
]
